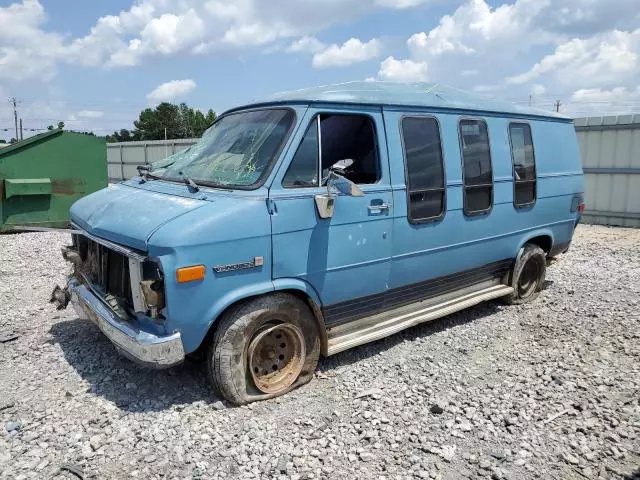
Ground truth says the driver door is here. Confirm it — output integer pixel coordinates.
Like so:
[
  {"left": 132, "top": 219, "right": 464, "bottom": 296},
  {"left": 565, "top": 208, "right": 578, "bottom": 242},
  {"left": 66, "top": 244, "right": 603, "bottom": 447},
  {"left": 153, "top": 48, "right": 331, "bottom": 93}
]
[{"left": 269, "top": 106, "right": 393, "bottom": 325}]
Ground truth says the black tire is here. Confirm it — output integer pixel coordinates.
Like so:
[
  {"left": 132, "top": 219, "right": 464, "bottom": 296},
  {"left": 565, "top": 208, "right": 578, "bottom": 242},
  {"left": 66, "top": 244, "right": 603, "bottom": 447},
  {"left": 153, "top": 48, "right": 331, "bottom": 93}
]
[
  {"left": 503, "top": 243, "right": 547, "bottom": 305},
  {"left": 207, "top": 293, "right": 321, "bottom": 405}
]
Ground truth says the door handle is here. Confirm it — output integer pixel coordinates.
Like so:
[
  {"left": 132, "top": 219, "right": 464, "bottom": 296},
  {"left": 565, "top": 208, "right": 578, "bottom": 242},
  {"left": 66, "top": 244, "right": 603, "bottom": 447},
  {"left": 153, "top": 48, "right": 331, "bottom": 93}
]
[{"left": 368, "top": 202, "right": 391, "bottom": 214}]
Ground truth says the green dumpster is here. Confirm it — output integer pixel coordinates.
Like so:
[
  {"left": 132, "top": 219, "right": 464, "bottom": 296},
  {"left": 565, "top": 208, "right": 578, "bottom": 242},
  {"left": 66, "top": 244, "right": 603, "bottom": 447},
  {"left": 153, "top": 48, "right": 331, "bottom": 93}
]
[{"left": 0, "top": 129, "right": 107, "bottom": 232}]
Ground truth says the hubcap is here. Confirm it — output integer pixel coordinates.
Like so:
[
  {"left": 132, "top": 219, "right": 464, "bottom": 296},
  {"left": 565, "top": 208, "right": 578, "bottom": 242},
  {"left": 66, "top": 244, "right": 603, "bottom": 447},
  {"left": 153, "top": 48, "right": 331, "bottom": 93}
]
[
  {"left": 518, "top": 258, "right": 541, "bottom": 298},
  {"left": 247, "top": 323, "right": 306, "bottom": 394}
]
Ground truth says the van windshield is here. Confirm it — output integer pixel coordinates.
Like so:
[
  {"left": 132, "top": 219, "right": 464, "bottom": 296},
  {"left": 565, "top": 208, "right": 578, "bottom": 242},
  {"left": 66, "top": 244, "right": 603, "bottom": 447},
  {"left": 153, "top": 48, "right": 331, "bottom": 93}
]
[{"left": 150, "top": 109, "right": 294, "bottom": 188}]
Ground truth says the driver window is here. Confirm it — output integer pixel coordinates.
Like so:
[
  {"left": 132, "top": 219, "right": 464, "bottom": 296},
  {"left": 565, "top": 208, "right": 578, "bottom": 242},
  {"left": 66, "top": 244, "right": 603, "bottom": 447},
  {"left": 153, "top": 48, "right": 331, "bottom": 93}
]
[{"left": 283, "top": 114, "right": 380, "bottom": 188}]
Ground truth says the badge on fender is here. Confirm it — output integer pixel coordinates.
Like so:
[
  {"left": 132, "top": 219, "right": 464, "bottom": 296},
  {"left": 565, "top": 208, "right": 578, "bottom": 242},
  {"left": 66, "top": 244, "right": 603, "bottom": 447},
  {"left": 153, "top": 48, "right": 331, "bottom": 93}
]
[{"left": 213, "top": 256, "right": 264, "bottom": 273}]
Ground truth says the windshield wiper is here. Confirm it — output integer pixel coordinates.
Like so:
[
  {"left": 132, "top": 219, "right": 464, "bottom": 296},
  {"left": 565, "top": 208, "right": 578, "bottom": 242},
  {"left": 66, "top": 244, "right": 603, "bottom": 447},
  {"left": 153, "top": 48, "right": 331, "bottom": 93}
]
[{"left": 180, "top": 171, "right": 200, "bottom": 192}]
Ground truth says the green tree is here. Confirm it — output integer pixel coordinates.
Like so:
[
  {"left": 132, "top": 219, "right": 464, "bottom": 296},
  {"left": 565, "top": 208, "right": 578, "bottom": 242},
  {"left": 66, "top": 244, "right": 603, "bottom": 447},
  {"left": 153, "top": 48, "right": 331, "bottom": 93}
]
[
  {"left": 205, "top": 109, "right": 217, "bottom": 128},
  {"left": 106, "top": 129, "right": 139, "bottom": 143},
  {"left": 176, "top": 103, "right": 217, "bottom": 138},
  {"left": 134, "top": 103, "right": 182, "bottom": 140},
  {"left": 47, "top": 122, "right": 65, "bottom": 131},
  {"left": 108, "top": 103, "right": 216, "bottom": 142}
]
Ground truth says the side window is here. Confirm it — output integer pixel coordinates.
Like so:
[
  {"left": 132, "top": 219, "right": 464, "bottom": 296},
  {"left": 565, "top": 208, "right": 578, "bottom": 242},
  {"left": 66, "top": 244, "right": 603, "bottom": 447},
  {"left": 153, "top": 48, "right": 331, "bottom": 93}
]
[
  {"left": 283, "top": 119, "right": 319, "bottom": 187},
  {"left": 319, "top": 114, "right": 379, "bottom": 185},
  {"left": 401, "top": 117, "right": 445, "bottom": 221},
  {"left": 459, "top": 119, "right": 493, "bottom": 214},
  {"left": 283, "top": 114, "right": 380, "bottom": 187},
  {"left": 509, "top": 123, "right": 536, "bottom": 207}
]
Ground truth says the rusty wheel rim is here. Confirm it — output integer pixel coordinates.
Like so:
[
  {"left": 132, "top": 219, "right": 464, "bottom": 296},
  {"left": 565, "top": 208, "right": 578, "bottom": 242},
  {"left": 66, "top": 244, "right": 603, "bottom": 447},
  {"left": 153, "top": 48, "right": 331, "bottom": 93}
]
[{"left": 247, "top": 323, "right": 305, "bottom": 394}]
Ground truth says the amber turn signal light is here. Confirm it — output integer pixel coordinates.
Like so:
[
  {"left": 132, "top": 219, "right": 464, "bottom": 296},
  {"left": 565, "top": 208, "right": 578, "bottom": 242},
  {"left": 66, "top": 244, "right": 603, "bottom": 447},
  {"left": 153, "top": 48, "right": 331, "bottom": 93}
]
[{"left": 176, "top": 265, "right": 206, "bottom": 283}]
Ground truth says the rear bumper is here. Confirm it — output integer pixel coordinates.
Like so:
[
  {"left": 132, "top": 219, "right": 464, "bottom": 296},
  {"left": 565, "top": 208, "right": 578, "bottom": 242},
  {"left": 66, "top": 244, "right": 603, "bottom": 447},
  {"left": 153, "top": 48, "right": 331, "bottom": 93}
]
[{"left": 68, "top": 278, "right": 185, "bottom": 369}]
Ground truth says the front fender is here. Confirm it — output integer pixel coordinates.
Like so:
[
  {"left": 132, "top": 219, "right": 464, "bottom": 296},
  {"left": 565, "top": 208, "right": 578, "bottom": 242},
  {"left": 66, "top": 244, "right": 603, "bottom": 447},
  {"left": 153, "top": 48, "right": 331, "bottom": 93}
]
[
  {"left": 272, "top": 278, "right": 322, "bottom": 307},
  {"left": 191, "top": 277, "right": 326, "bottom": 355}
]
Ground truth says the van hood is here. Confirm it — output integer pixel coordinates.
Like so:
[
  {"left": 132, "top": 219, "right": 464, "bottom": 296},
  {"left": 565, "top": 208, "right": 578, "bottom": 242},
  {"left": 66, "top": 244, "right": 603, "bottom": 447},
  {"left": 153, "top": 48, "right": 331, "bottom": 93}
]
[{"left": 70, "top": 182, "right": 208, "bottom": 251}]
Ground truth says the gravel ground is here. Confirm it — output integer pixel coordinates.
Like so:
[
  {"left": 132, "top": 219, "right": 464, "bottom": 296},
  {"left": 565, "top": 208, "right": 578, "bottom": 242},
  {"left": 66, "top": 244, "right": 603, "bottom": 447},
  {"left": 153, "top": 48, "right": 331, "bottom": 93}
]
[{"left": 0, "top": 224, "right": 639, "bottom": 480}]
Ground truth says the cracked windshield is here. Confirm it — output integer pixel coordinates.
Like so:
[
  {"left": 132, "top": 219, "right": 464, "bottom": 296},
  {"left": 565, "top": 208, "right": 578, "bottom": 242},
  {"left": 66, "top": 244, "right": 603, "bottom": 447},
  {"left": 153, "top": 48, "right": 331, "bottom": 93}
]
[{"left": 153, "top": 109, "right": 294, "bottom": 187}]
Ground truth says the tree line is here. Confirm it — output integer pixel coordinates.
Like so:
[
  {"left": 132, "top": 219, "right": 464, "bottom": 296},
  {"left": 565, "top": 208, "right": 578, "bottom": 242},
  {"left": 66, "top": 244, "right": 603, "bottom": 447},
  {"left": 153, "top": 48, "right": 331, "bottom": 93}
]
[
  {"left": 106, "top": 103, "right": 217, "bottom": 143},
  {"left": 1, "top": 103, "right": 215, "bottom": 144}
]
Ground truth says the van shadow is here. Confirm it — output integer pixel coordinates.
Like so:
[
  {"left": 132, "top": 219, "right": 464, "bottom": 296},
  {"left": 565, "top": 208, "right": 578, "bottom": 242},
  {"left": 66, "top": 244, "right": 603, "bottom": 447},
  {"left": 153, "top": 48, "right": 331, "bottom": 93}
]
[
  {"left": 48, "top": 318, "right": 219, "bottom": 413},
  {"left": 319, "top": 300, "right": 505, "bottom": 371},
  {"left": 50, "top": 300, "right": 504, "bottom": 412}
]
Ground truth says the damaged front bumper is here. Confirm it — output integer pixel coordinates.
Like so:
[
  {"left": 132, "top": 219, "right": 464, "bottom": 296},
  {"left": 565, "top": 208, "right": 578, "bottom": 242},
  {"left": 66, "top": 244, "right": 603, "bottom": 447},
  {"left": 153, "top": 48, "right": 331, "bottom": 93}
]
[{"left": 64, "top": 278, "right": 185, "bottom": 369}]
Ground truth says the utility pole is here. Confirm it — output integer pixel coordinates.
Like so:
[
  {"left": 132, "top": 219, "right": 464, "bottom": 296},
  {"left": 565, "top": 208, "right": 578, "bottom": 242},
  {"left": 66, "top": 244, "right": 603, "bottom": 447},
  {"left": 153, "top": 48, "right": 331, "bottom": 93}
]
[
  {"left": 164, "top": 127, "right": 168, "bottom": 158},
  {"left": 554, "top": 100, "right": 561, "bottom": 112},
  {"left": 9, "top": 97, "right": 19, "bottom": 141},
  {"left": 529, "top": 95, "right": 532, "bottom": 107},
  {"left": 19, "top": 118, "right": 23, "bottom": 141}
]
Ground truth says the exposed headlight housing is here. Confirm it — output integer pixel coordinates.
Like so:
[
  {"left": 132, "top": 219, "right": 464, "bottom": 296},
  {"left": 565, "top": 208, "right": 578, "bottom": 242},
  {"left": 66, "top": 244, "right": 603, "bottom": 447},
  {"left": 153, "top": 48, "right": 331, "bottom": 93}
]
[{"left": 139, "top": 260, "right": 165, "bottom": 319}]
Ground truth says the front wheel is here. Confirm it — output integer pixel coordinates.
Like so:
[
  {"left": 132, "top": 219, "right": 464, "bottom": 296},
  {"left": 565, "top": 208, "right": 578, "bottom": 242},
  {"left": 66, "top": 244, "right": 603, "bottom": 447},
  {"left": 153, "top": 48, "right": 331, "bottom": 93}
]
[
  {"left": 207, "top": 293, "right": 320, "bottom": 405},
  {"left": 503, "top": 243, "right": 547, "bottom": 305}
]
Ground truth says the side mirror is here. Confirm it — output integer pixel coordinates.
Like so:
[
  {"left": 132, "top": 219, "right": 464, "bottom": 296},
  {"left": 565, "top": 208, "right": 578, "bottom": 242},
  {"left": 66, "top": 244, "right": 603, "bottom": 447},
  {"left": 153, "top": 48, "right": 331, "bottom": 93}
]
[
  {"left": 328, "top": 172, "right": 364, "bottom": 197},
  {"left": 314, "top": 169, "right": 364, "bottom": 219},
  {"left": 330, "top": 158, "right": 354, "bottom": 174},
  {"left": 314, "top": 194, "right": 335, "bottom": 219}
]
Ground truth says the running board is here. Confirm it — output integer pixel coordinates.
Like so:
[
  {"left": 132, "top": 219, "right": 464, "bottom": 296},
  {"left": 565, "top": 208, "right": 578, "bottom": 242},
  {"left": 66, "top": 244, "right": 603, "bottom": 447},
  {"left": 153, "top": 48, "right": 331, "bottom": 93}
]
[{"left": 326, "top": 283, "right": 513, "bottom": 356}]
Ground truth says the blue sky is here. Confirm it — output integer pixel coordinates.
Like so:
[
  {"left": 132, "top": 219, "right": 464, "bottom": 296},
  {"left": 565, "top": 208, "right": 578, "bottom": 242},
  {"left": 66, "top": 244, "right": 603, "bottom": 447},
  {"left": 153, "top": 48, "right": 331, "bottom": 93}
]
[{"left": 1, "top": 0, "right": 639, "bottom": 141}]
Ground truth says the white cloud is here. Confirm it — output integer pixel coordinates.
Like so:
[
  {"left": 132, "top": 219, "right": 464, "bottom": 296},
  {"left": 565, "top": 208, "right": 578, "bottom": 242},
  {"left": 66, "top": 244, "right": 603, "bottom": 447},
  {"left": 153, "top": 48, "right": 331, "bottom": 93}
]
[
  {"left": 76, "top": 110, "right": 104, "bottom": 118},
  {"left": 3, "top": 0, "right": 639, "bottom": 84},
  {"left": 62, "top": 0, "right": 431, "bottom": 67},
  {"left": 286, "top": 36, "right": 325, "bottom": 54},
  {"left": 65, "top": 4, "right": 155, "bottom": 67},
  {"left": 312, "top": 38, "right": 381, "bottom": 68},
  {"left": 531, "top": 84, "right": 546, "bottom": 96},
  {"left": 565, "top": 86, "right": 640, "bottom": 116},
  {"left": 221, "top": 22, "right": 292, "bottom": 47},
  {"left": 368, "top": 0, "right": 640, "bottom": 119},
  {"left": 377, "top": 56, "right": 428, "bottom": 82},
  {"left": 571, "top": 86, "right": 640, "bottom": 103},
  {"left": 138, "top": 10, "right": 205, "bottom": 55},
  {"left": 0, "top": 0, "right": 65, "bottom": 82},
  {"left": 147, "top": 79, "right": 197, "bottom": 103},
  {"left": 507, "top": 29, "right": 640, "bottom": 87},
  {"left": 407, "top": 0, "right": 639, "bottom": 63},
  {"left": 375, "top": 0, "right": 432, "bottom": 8},
  {"left": 4, "top": 0, "right": 640, "bottom": 127},
  {"left": 69, "top": 6, "right": 206, "bottom": 68},
  {"left": 473, "top": 84, "right": 501, "bottom": 93},
  {"left": 407, "top": 0, "right": 555, "bottom": 59}
]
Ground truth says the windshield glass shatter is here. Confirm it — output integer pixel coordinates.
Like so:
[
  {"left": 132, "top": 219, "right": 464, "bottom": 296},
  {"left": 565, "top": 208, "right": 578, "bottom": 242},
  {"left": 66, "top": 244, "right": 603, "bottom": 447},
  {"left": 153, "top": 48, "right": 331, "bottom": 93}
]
[{"left": 151, "top": 109, "right": 293, "bottom": 188}]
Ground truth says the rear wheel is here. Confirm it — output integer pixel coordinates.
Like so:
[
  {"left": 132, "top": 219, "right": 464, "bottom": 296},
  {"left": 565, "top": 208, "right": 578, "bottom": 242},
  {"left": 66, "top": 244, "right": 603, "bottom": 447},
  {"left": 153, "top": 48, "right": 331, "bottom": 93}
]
[
  {"left": 503, "top": 243, "right": 546, "bottom": 304},
  {"left": 207, "top": 293, "right": 320, "bottom": 405}
]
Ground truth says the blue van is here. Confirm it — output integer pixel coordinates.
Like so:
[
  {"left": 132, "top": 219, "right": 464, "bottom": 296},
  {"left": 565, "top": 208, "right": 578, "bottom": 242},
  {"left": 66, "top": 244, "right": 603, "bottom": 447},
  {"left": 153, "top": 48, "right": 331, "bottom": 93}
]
[{"left": 55, "top": 82, "right": 584, "bottom": 404}]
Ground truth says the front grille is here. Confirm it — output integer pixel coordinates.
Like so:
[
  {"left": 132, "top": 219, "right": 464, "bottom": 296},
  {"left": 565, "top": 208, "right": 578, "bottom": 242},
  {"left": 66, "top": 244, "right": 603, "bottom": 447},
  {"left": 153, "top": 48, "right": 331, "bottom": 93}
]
[{"left": 75, "top": 235, "right": 134, "bottom": 311}]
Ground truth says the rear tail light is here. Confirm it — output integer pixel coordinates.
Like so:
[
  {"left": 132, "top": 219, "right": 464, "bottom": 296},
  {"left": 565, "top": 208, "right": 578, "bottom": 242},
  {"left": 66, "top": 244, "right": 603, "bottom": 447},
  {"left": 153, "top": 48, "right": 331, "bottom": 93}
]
[{"left": 570, "top": 194, "right": 585, "bottom": 213}]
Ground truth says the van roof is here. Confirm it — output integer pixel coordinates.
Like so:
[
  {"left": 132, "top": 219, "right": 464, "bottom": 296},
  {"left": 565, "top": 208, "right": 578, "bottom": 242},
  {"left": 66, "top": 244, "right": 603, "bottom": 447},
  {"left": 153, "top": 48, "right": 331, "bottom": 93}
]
[{"left": 234, "top": 81, "right": 570, "bottom": 121}]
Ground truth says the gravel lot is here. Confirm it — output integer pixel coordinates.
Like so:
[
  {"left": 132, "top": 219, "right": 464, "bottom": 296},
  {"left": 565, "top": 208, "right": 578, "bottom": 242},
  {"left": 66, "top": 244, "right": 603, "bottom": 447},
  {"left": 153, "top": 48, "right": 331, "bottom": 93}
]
[{"left": 1, "top": 224, "right": 639, "bottom": 480}]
